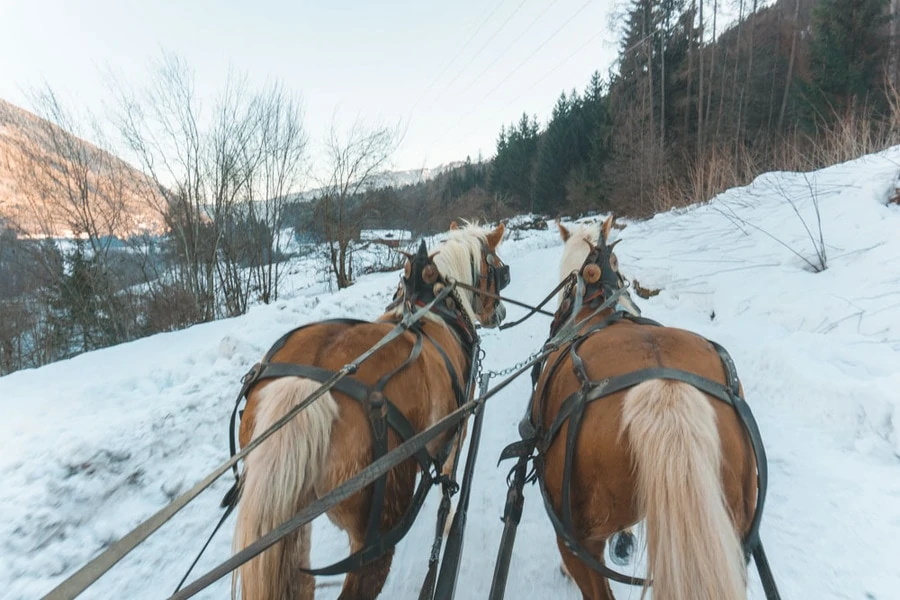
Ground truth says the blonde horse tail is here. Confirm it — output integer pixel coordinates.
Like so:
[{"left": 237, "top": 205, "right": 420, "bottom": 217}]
[
  {"left": 232, "top": 378, "right": 339, "bottom": 600},
  {"left": 621, "top": 379, "right": 746, "bottom": 600}
]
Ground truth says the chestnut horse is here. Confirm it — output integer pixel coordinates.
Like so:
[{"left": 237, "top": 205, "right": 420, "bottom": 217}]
[
  {"left": 529, "top": 216, "right": 760, "bottom": 600},
  {"left": 232, "top": 222, "right": 508, "bottom": 600}
]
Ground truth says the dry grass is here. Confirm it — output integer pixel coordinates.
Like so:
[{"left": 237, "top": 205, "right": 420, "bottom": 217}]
[{"left": 632, "top": 279, "right": 661, "bottom": 299}]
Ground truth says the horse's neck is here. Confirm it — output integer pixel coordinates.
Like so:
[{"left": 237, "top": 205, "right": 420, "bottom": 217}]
[
  {"left": 576, "top": 306, "right": 618, "bottom": 329},
  {"left": 420, "top": 318, "right": 471, "bottom": 375},
  {"left": 375, "top": 306, "right": 471, "bottom": 363}
]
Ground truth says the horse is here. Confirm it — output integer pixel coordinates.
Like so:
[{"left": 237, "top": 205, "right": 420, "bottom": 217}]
[
  {"left": 528, "top": 216, "right": 759, "bottom": 600},
  {"left": 231, "top": 221, "right": 509, "bottom": 600}
]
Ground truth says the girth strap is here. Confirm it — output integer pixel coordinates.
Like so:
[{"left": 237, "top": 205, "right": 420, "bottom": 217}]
[
  {"left": 421, "top": 328, "right": 468, "bottom": 410},
  {"left": 365, "top": 329, "right": 425, "bottom": 548}
]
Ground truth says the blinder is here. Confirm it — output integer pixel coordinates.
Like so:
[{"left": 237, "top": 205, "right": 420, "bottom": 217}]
[{"left": 490, "top": 254, "right": 511, "bottom": 291}]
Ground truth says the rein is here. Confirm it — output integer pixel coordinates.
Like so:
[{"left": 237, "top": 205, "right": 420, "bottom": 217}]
[
  {"left": 171, "top": 348, "right": 554, "bottom": 600},
  {"left": 451, "top": 277, "right": 568, "bottom": 330},
  {"left": 42, "top": 286, "right": 461, "bottom": 600}
]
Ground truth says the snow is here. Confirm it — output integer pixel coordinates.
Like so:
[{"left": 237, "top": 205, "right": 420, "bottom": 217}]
[{"left": 3, "top": 147, "right": 900, "bottom": 599}]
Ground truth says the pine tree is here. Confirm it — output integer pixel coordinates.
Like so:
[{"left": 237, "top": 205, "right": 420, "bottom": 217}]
[{"left": 805, "top": 0, "right": 890, "bottom": 123}]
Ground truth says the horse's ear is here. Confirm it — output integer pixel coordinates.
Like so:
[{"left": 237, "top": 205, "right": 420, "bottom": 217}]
[
  {"left": 486, "top": 222, "right": 505, "bottom": 248},
  {"left": 600, "top": 214, "right": 615, "bottom": 245},
  {"left": 450, "top": 221, "right": 459, "bottom": 230},
  {"left": 558, "top": 222, "right": 571, "bottom": 242}
]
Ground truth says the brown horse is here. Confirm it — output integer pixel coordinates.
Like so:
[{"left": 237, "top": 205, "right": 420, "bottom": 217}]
[
  {"left": 530, "top": 216, "right": 759, "bottom": 600},
  {"left": 232, "top": 221, "right": 508, "bottom": 600}
]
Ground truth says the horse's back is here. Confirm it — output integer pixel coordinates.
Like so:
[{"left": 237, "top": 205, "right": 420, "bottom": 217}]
[
  {"left": 538, "top": 320, "right": 757, "bottom": 539},
  {"left": 239, "top": 318, "right": 463, "bottom": 460}
]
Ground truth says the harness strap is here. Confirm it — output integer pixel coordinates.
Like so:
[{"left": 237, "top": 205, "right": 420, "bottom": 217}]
[
  {"left": 221, "top": 320, "right": 475, "bottom": 579},
  {"left": 171, "top": 401, "right": 478, "bottom": 599},
  {"left": 534, "top": 357, "right": 771, "bottom": 589},
  {"left": 543, "top": 366, "right": 738, "bottom": 450},
  {"left": 365, "top": 330, "right": 426, "bottom": 548},
  {"left": 512, "top": 306, "right": 774, "bottom": 591},
  {"left": 711, "top": 339, "right": 769, "bottom": 555},
  {"left": 228, "top": 358, "right": 441, "bottom": 578},
  {"left": 225, "top": 318, "right": 374, "bottom": 485},
  {"left": 560, "top": 384, "right": 586, "bottom": 546},
  {"left": 421, "top": 329, "right": 468, "bottom": 409}
]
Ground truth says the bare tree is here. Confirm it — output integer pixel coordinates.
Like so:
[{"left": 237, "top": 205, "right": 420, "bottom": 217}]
[
  {"left": 243, "top": 83, "right": 309, "bottom": 304},
  {"left": 317, "top": 118, "right": 400, "bottom": 289},
  {"left": 778, "top": 0, "right": 802, "bottom": 131},
  {"left": 112, "top": 54, "right": 308, "bottom": 317}
]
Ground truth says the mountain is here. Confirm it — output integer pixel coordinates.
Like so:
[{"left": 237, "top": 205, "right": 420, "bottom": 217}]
[
  {"left": 0, "top": 98, "right": 166, "bottom": 238},
  {"left": 291, "top": 161, "right": 468, "bottom": 202}
]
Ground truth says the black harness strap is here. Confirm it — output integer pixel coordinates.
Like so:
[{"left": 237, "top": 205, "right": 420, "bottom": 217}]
[
  {"left": 225, "top": 318, "right": 371, "bottom": 486},
  {"left": 514, "top": 311, "right": 774, "bottom": 590},
  {"left": 365, "top": 329, "right": 426, "bottom": 548},
  {"left": 421, "top": 328, "right": 468, "bottom": 410},
  {"left": 218, "top": 275, "right": 481, "bottom": 579},
  {"left": 217, "top": 325, "right": 449, "bottom": 578}
]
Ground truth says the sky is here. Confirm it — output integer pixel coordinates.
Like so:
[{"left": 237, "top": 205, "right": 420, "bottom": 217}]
[{"left": 0, "top": 0, "right": 623, "bottom": 181}]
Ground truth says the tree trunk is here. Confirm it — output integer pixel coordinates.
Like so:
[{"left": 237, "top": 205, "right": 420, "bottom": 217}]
[
  {"left": 730, "top": 0, "right": 745, "bottom": 139},
  {"left": 778, "top": 0, "right": 801, "bottom": 131},
  {"left": 739, "top": 0, "right": 759, "bottom": 145},
  {"left": 705, "top": 0, "right": 718, "bottom": 131},
  {"left": 892, "top": 0, "right": 899, "bottom": 88},
  {"left": 697, "top": 0, "right": 705, "bottom": 156},
  {"left": 661, "top": 12, "right": 668, "bottom": 153},
  {"left": 685, "top": 0, "right": 697, "bottom": 137}
]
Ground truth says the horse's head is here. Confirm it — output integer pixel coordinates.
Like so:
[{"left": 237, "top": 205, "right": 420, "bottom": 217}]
[
  {"left": 557, "top": 215, "right": 640, "bottom": 317},
  {"left": 440, "top": 220, "right": 508, "bottom": 328},
  {"left": 399, "top": 221, "right": 508, "bottom": 330}
]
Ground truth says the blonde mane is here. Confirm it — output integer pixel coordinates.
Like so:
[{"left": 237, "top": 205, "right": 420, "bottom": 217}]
[
  {"left": 558, "top": 222, "right": 600, "bottom": 305},
  {"left": 557, "top": 219, "right": 642, "bottom": 316},
  {"left": 431, "top": 223, "right": 487, "bottom": 323},
  {"left": 389, "top": 222, "right": 488, "bottom": 325}
]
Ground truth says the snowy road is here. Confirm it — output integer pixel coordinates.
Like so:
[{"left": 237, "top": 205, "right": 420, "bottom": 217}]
[{"left": 3, "top": 149, "right": 900, "bottom": 599}]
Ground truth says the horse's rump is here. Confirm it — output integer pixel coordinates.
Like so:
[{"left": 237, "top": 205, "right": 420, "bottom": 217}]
[{"left": 535, "top": 320, "right": 758, "bottom": 553}]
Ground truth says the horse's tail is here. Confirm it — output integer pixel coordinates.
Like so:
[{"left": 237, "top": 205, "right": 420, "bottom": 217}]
[
  {"left": 620, "top": 379, "right": 746, "bottom": 600},
  {"left": 232, "top": 377, "right": 339, "bottom": 600}
]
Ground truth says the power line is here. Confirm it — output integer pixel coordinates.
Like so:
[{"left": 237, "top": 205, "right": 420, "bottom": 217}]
[
  {"left": 434, "top": 0, "right": 595, "bottom": 146},
  {"left": 406, "top": 0, "right": 509, "bottom": 117},
  {"left": 428, "top": 0, "right": 530, "bottom": 105},
  {"left": 444, "top": 27, "right": 606, "bottom": 157},
  {"left": 455, "top": 0, "right": 563, "bottom": 98},
  {"left": 479, "top": 0, "right": 593, "bottom": 106}
]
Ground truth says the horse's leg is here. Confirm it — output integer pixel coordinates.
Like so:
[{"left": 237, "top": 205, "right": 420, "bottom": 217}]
[
  {"left": 330, "top": 459, "right": 416, "bottom": 600},
  {"left": 441, "top": 419, "right": 469, "bottom": 536},
  {"left": 336, "top": 541, "right": 395, "bottom": 600},
  {"left": 293, "top": 523, "right": 315, "bottom": 600},
  {"left": 556, "top": 537, "right": 615, "bottom": 600}
]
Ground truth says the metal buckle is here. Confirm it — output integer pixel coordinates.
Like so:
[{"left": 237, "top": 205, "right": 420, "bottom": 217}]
[{"left": 241, "top": 363, "right": 261, "bottom": 385}]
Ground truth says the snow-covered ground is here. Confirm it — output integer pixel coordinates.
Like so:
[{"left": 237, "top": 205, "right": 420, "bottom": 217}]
[{"left": 3, "top": 147, "right": 900, "bottom": 599}]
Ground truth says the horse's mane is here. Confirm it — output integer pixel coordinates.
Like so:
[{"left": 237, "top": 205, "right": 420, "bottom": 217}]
[
  {"left": 559, "top": 222, "right": 599, "bottom": 300},
  {"left": 389, "top": 221, "right": 487, "bottom": 325}
]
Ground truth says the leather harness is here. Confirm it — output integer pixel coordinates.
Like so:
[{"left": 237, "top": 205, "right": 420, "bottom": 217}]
[
  {"left": 501, "top": 243, "right": 773, "bottom": 591},
  {"left": 222, "top": 241, "right": 487, "bottom": 577}
]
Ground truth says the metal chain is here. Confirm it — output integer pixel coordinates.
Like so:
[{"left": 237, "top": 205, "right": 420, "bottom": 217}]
[{"left": 485, "top": 346, "right": 546, "bottom": 379}]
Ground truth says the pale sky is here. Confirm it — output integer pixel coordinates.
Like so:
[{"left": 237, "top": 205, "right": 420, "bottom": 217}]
[{"left": 0, "top": 0, "right": 622, "bottom": 178}]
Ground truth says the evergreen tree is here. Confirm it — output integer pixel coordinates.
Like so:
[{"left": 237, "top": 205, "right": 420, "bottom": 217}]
[
  {"left": 490, "top": 113, "right": 540, "bottom": 210},
  {"left": 805, "top": 0, "right": 890, "bottom": 123}
]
